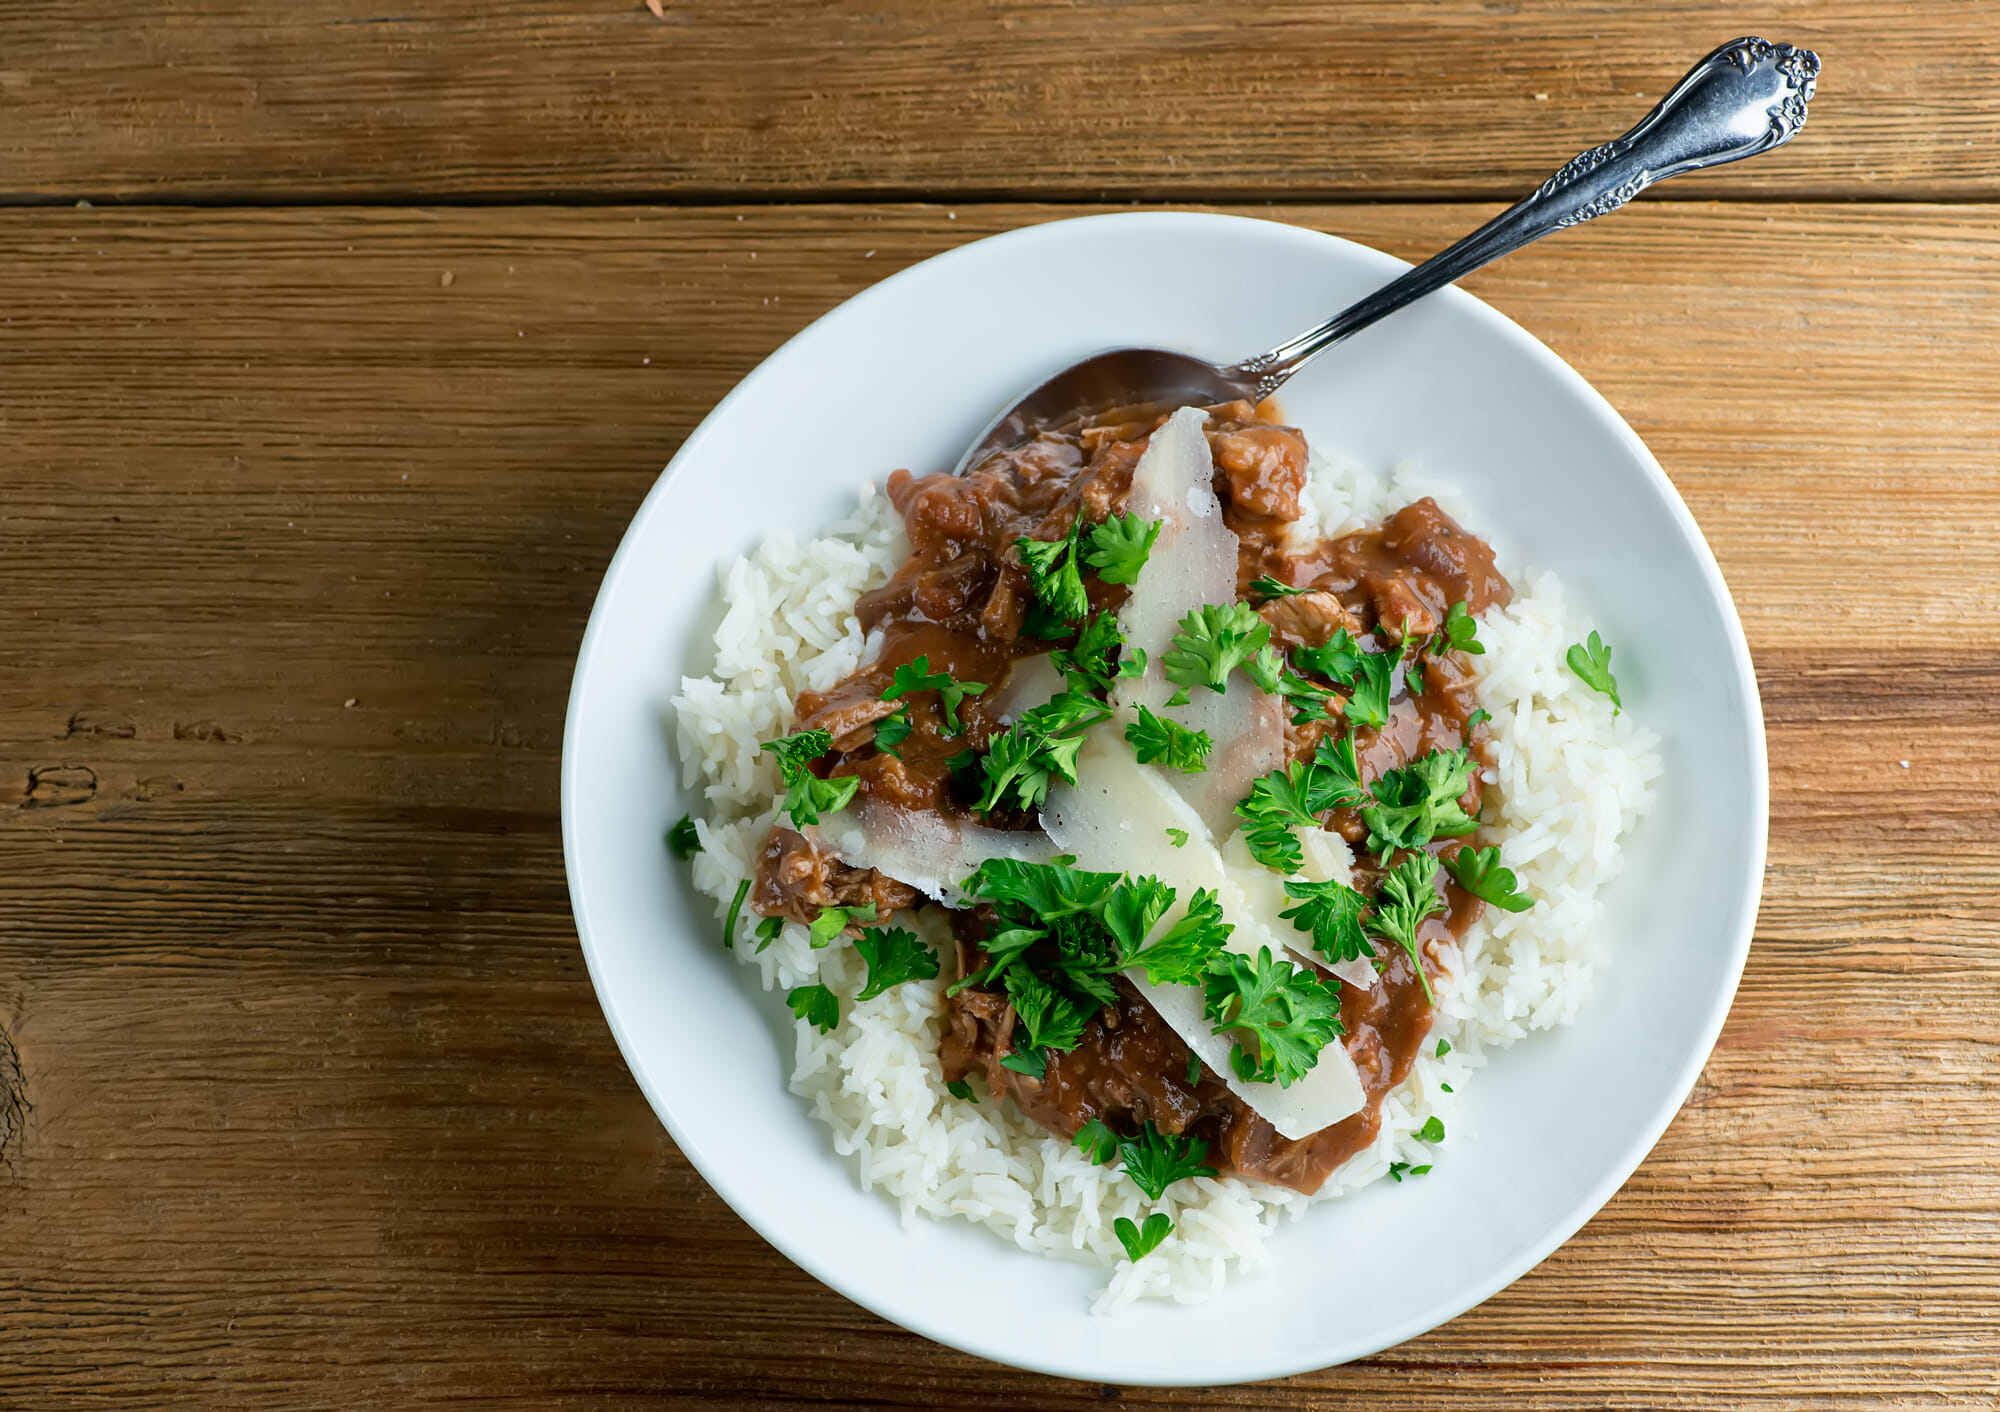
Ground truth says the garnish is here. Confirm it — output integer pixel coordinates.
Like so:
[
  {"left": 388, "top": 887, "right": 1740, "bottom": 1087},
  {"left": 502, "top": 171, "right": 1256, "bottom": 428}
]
[
  {"left": 1049, "top": 609, "right": 1129, "bottom": 695},
  {"left": 1415, "top": 1115, "right": 1446, "bottom": 1143},
  {"left": 1566, "top": 629, "right": 1622, "bottom": 712},
  {"left": 1343, "top": 646, "right": 1395, "bottom": 730},
  {"left": 1361, "top": 746, "right": 1479, "bottom": 857},
  {"left": 1186, "top": 1052, "right": 1202, "bottom": 1085},
  {"left": 1083, "top": 512, "right": 1163, "bottom": 586},
  {"left": 786, "top": 984, "right": 839, "bottom": 1033},
  {"left": 873, "top": 706, "right": 912, "bottom": 757},
  {"left": 1000, "top": 1048, "right": 1046, "bottom": 1081},
  {"left": 1386, "top": 1161, "right": 1433, "bottom": 1182},
  {"left": 1249, "top": 575, "right": 1309, "bottom": 603},
  {"left": 761, "top": 728, "right": 861, "bottom": 827},
  {"left": 1234, "top": 734, "right": 1369, "bottom": 872},
  {"left": 667, "top": 813, "right": 702, "bottom": 859},
  {"left": 807, "top": 901, "right": 878, "bottom": 949},
  {"left": 1166, "top": 827, "right": 1189, "bottom": 848},
  {"left": 1126, "top": 888, "right": 1231, "bottom": 986},
  {"left": 1015, "top": 516, "right": 1091, "bottom": 623},
  {"left": 1366, "top": 852, "right": 1445, "bottom": 1001},
  {"left": 1073, "top": 1117, "right": 1120, "bottom": 1165},
  {"left": 1070, "top": 1119, "right": 1218, "bottom": 1200},
  {"left": 1005, "top": 967, "right": 1095, "bottom": 1053},
  {"left": 882, "top": 654, "right": 987, "bottom": 736},
  {"left": 1202, "top": 946, "right": 1345, "bottom": 1087},
  {"left": 1293, "top": 628, "right": 1363, "bottom": 686},
  {"left": 1436, "top": 1038, "right": 1452, "bottom": 1058},
  {"left": 753, "top": 916, "right": 784, "bottom": 952},
  {"left": 1440, "top": 1082, "right": 1453, "bottom": 1093},
  {"left": 1162, "top": 603, "right": 1271, "bottom": 695},
  {"left": 1433, "top": 600, "right": 1484, "bottom": 656},
  {"left": 945, "top": 1078, "right": 978, "bottom": 1103},
  {"left": 722, "top": 878, "right": 751, "bottom": 950},
  {"left": 1443, "top": 844, "right": 1534, "bottom": 913},
  {"left": 1244, "top": 645, "right": 1338, "bottom": 724},
  {"left": 972, "top": 687, "right": 1112, "bottom": 814},
  {"left": 1114, "top": 1212, "right": 1174, "bottom": 1263},
  {"left": 1279, "top": 877, "right": 1374, "bottom": 965},
  {"left": 1124, "top": 705, "right": 1212, "bottom": 773},
  {"left": 854, "top": 926, "right": 939, "bottom": 1000}
]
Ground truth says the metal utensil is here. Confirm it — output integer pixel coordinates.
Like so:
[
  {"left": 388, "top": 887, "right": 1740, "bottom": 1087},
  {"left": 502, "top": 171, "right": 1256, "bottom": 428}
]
[{"left": 956, "top": 36, "right": 1820, "bottom": 474}]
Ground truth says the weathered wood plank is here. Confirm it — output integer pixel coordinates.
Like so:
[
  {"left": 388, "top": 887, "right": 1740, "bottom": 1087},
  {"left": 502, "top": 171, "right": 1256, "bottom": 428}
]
[
  {"left": 3, "top": 202, "right": 1997, "bottom": 1405},
  {"left": 0, "top": 2, "right": 1993, "bottom": 202}
]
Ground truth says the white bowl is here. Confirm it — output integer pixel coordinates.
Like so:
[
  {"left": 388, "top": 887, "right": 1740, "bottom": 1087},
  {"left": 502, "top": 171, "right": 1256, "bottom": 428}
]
[{"left": 562, "top": 212, "right": 1767, "bottom": 1385}]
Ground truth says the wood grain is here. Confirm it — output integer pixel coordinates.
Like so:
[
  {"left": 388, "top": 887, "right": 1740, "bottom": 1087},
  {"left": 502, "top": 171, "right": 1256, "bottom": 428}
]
[
  {"left": 4, "top": 203, "right": 1999, "bottom": 1407},
  {"left": 1, "top": 1, "right": 1996, "bottom": 203}
]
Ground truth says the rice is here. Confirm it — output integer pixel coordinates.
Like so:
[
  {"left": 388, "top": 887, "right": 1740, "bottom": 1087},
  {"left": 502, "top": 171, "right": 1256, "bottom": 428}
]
[{"left": 670, "top": 456, "right": 1660, "bottom": 1311}]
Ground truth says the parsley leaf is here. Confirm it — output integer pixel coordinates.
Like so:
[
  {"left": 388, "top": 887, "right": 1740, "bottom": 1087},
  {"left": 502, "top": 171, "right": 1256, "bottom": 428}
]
[
  {"left": 667, "top": 813, "right": 702, "bottom": 860},
  {"left": 1084, "top": 512, "right": 1162, "bottom": 586},
  {"left": 1367, "top": 852, "right": 1445, "bottom": 1001},
  {"left": 1343, "top": 647, "right": 1395, "bottom": 730},
  {"left": 1000, "top": 1048, "right": 1046, "bottom": 1081},
  {"left": 761, "top": 728, "right": 861, "bottom": 827},
  {"left": 1118, "top": 1122, "right": 1219, "bottom": 1200},
  {"left": 1245, "top": 645, "right": 1338, "bottom": 724},
  {"left": 853, "top": 926, "right": 939, "bottom": 1001},
  {"left": 1436, "top": 1038, "right": 1452, "bottom": 1058},
  {"left": 873, "top": 706, "right": 912, "bottom": 757},
  {"left": 1114, "top": 1212, "right": 1174, "bottom": 1263},
  {"left": 1016, "top": 517, "right": 1091, "bottom": 623},
  {"left": 1387, "top": 1160, "right": 1434, "bottom": 1182},
  {"left": 945, "top": 1078, "right": 978, "bottom": 1103},
  {"left": 722, "top": 878, "right": 751, "bottom": 950},
  {"left": 1005, "top": 967, "right": 1096, "bottom": 1055},
  {"left": 882, "top": 654, "right": 987, "bottom": 736},
  {"left": 1186, "top": 1052, "right": 1202, "bottom": 1085},
  {"left": 1202, "top": 947, "right": 1345, "bottom": 1087},
  {"left": 1567, "top": 629, "right": 1622, "bottom": 712},
  {"left": 1415, "top": 1115, "right": 1445, "bottom": 1143},
  {"left": 1162, "top": 603, "right": 1271, "bottom": 695},
  {"left": 786, "top": 984, "right": 839, "bottom": 1033},
  {"left": 1126, "top": 888, "right": 1231, "bottom": 986},
  {"left": 1124, "top": 705, "right": 1213, "bottom": 773},
  {"left": 973, "top": 688, "right": 1112, "bottom": 814},
  {"left": 753, "top": 916, "right": 784, "bottom": 952},
  {"left": 1234, "top": 735, "right": 1367, "bottom": 872},
  {"left": 1306, "top": 733, "right": 1368, "bottom": 812},
  {"left": 1434, "top": 600, "right": 1484, "bottom": 656},
  {"left": 807, "top": 901, "right": 878, "bottom": 949},
  {"left": 1249, "top": 575, "right": 1309, "bottom": 603},
  {"left": 1443, "top": 844, "right": 1534, "bottom": 913},
  {"left": 1050, "top": 609, "right": 1126, "bottom": 694},
  {"left": 962, "top": 857, "right": 1122, "bottom": 920},
  {"left": 1280, "top": 877, "right": 1374, "bottom": 965},
  {"left": 1293, "top": 628, "right": 1363, "bottom": 686},
  {"left": 1073, "top": 1117, "right": 1120, "bottom": 1166},
  {"left": 1361, "top": 746, "right": 1479, "bottom": 857},
  {"left": 1166, "top": 827, "right": 1189, "bottom": 848}
]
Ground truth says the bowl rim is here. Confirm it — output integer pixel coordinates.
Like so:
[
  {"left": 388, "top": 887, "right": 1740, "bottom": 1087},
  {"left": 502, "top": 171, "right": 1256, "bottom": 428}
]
[{"left": 561, "top": 209, "right": 1770, "bottom": 1384}]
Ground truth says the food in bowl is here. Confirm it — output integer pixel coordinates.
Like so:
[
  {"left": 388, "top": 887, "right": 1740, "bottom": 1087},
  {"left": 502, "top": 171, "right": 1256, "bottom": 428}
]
[{"left": 669, "top": 401, "right": 1658, "bottom": 1308}]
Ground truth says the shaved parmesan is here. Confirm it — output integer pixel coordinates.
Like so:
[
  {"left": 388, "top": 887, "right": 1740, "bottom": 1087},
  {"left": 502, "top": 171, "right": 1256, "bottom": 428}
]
[
  {"left": 810, "top": 798, "right": 1057, "bottom": 907},
  {"left": 1112, "top": 405, "right": 1282, "bottom": 838}
]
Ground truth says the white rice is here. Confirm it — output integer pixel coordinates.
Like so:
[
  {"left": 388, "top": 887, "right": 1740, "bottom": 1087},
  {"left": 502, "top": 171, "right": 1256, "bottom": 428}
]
[{"left": 670, "top": 455, "right": 1660, "bottom": 1311}]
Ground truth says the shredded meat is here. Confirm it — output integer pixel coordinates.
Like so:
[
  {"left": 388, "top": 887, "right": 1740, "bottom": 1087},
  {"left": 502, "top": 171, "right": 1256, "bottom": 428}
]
[{"left": 752, "top": 827, "right": 918, "bottom": 924}]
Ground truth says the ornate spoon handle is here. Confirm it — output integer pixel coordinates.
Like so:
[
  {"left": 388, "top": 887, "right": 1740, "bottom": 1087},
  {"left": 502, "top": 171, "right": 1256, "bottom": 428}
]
[{"left": 1235, "top": 37, "right": 1822, "bottom": 398}]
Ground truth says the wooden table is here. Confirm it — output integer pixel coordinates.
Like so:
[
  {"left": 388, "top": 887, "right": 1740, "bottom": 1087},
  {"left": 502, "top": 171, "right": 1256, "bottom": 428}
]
[{"left": 3, "top": 5, "right": 1995, "bottom": 1405}]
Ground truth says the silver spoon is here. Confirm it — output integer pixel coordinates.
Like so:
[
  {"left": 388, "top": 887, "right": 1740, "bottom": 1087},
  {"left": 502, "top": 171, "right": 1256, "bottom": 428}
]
[{"left": 957, "top": 36, "right": 1820, "bottom": 473}]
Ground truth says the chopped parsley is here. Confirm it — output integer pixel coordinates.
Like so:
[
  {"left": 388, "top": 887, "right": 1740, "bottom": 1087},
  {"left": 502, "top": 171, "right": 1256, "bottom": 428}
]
[
  {"left": 882, "top": 654, "right": 987, "bottom": 736},
  {"left": 1166, "top": 827, "right": 1189, "bottom": 848},
  {"left": 1114, "top": 1212, "right": 1174, "bottom": 1262},
  {"left": 1233, "top": 734, "right": 1368, "bottom": 872},
  {"left": 1186, "top": 1052, "right": 1202, "bottom": 1085},
  {"left": 722, "top": 878, "right": 751, "bottom": 950},
  {"left": 1439, "top": 1082, "right": 1453, "bottom": 1093},
  {"left": 945, "top": 1078, "right": 978, "bottom": 1103},
  {"left": 1361, "top": 746, "right": 1479, "bottom": 857},
  {"left": 1436, "top": 1038, "right": 1452, "bottom": 1058},
  {"left": 1443, "top": 844, "right": 1534, "bottom": 913},
  {"left": 785, "top": 984, "right": 839, "bottom": 1033},
  {"left": 1366, "top": 852, "right": 1446, "bottom": 1001},
  {"left": 1279, "top": 877, "right": 1374, "bottom": 965},
  {"left": 1415, "top": 1115, "right": 1446, "bottom": 1144},
  {"left": 1386, "top": 1160, "right": 1433, "bottom": 1182},
  {"left": 1293, "top": 628, "right": 1363, "bottom": 686},
  {"left": 761, "top": 728, "right": 861, "bottom": 827},
  {"left": 1245, "top": 645, "right": 1338, "bottom": 724},
  {"left": 873, "top": 705, "right": 912, "bottom": 757},
  {"left": 1124, "top": 705, "right": 1212, "bottom": 773},
  {"left": 1343, "top": 646, "right": 1395, "bottom": 730},
  {"left": 1433, "top": 600, "right": 1484, "bottom": 656},
  {"left": 1000, "top": 1048, "right": 1046, "bottom": 1081},
  {"left": 1162, "top": 603, "right": 1271, "bottom": 695},
  {"left": 1049, "top": 609, "right": 1130, "bottom": 694},
  {"left": 1016, "top": 516, "right": 1093, "bottom": 623},
  {"left": 1249, "top": 575, "right": 1310, "bottom": 603},
  {"left": 807, "top": 901, "right": 878, "bottom": 949},
  {"left": 972, "top": 686, "right": 1111, "bottom": 814},
  {"left": 1071, "top": 1119, "right": 1217, "bottom": 1200},
  {"left": 1567, "top": 629, "right": 1622, "bottom": 712},
  {"left": 854, "top": 926, "right": 939, "bottom": 1000},
  {"left": 667, "top": 813, "right": 702, "bottom": 859},
  {"left": 1083, "top": 512, "right": 1162, "bottom": 585},
  {"left": 1203, "top": 946, "right": 1345, "bottom": 1088},
  {"left": 753, "top": 916, "right": 784, "bottom": 952}
]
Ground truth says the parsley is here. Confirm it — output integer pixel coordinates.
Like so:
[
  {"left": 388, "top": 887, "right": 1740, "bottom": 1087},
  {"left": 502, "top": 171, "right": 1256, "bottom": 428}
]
[
  {"left": 960, "top": 856, "right": 1121, "bottom": 922},
  {"left": 1125, "top": 705, "right": 1212, "bottom": 773},
  {"left": 945, "top": 1078, "right": 978, "bottom": 1103},
  {"left": 1387, "top": 1160, "right": 1433, "bottom": 1182},
  {"left": 753, "top": 916, "right": 784, "bottom": 952},
  {"left": 873, "top": 706, "right": 912, "bottom": 757},
  {"left": 1166, "top": 827, "right": 1189, "bottom": 848},
  {"left": 1083, "top": 512, "right": 1162, "bottom": 585},
  {"left": 1127, "top": 888, "right": 1232, "bottom": 986},
  {"left": 1186, "top": 1052, "right": 1202, "bottom": 1085},
  {"left": 1000, "top": 1047, "right": 1046, "bottom": 1081},
  {"left": 1343, "top": 647, "right": 1395, "bottom": 731},
  {"left": 1280, "top": 877, "right": 1374, "bottom": 965},
  {"left": 1114, "top": 1212, "right": 1174, "bottom": 1263},
  {"left": 1162, "top": 603, "right": 1271, "bottom": 695},
  {"left": 761, "top": 728, "right": 861, "bottom": 827},
  {"left": 1249, "top": 575, "right": 1309, "bottom": 603},
  {"left": 667, "top": 813, "right": 702, "bottom": 859},
  {"left": 1366, "top": 852, "right": 1445, "bottom": 1001},
  {"left": 1293, "top": 628, "right": 1363, "bottom": 686},
  {"left": 722, "top": 878, "right": 751, "bottom": 950},
  {"left": 1049, "top": 609, "right": 1127, "bottom": 694},
  {"left": 1005, "top": 967, "right": 1096, "bottom": 1056},
  {"left": 854, "top": 926, "right": 939, "bottom": 1001},
  {"left": 1443, "top": 844, "right": 1534, "bottom": 913},
  {"left": 1203, "top": 947, "right": 1345, "bottom": 1088},
  {"left": 1234, "top": 735, "right": 1368, "bottom": 872},
  {"left": 1362, "top": 746, "right": 1479, "bottom": 857},
  {"left": 1070, "top": 1119, "right": 1217, "bottom": 1200},
  {"left": 1415, "top": 1115, "right": 1446, "bottom": 1143},
  {"left": 972, "top": 687, "right": 1111, "bottom": 814},
  {"left": 807, "top": 901, "right": 878, "bottom": 949},
  {"left": 1245, "top": 645, "right": 1338, "bottom": 724},
  {"left": 1439, "top": 1082, "right": 1453, "bottom": 1093},
  {"left": 1567, "top": 630, "right": 1622, "bottom": 712},
  {"left": 1016, "top": 516, "right": 1091, "bottom": 623},
  {"left": 786, "top": 984, "right": 839, "bottom": 1033},
  {"left": 882, "top": 654, "right": 987, "bottom": 736},
  {"left": 1436, "top": 1038, "right": 1451, "bottom": 1058},
  {"left": 1434, "top": 600, "right": 1484, "bottom": 656}
]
